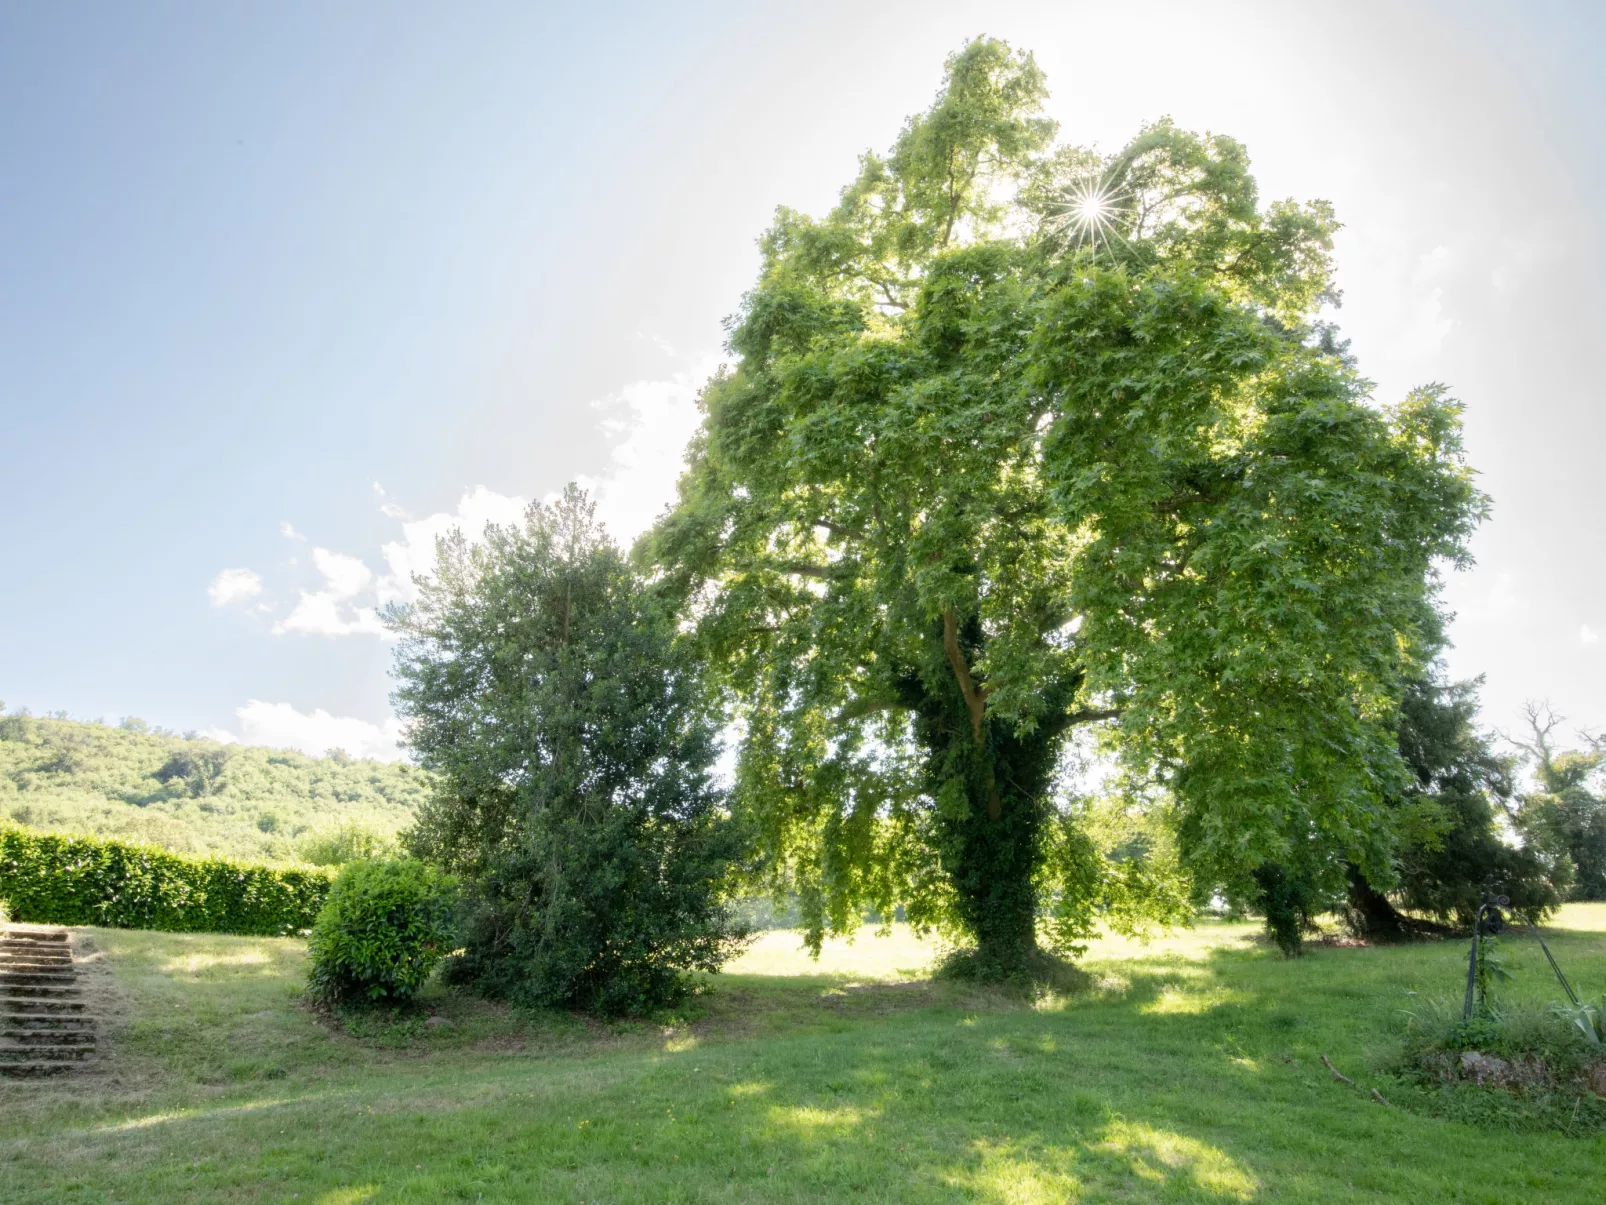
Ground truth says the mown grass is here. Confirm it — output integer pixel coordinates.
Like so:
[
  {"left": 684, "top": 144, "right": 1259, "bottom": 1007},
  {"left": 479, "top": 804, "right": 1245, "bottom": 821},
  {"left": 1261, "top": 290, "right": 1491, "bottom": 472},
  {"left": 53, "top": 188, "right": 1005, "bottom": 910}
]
[{"left": 2, "top": 907, "right": 1603, "bottom": 1203}]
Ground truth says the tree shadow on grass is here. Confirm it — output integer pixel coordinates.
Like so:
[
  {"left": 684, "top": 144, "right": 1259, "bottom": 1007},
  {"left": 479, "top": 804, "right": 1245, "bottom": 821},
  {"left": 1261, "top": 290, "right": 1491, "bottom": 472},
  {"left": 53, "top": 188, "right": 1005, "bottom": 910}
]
[{"left": 7, "top": 927, "right": 1606, "bottom": 1202}]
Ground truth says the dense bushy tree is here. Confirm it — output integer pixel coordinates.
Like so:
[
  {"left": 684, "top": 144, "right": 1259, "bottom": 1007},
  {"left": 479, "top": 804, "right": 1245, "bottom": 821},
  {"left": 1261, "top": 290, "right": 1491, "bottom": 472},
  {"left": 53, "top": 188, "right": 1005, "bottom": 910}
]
[
  {"left": 1342, "top": 672, "right": 1559, "bottom": 942},
  {"left": 391, "top": 487, "right": 746, "bottom": 1015},
  {"left": 1511, "top": 705, "right": 1606, "bottom": 901},
  {"left": 648, "top": 39, "right": 1482, "bottom": 975}
]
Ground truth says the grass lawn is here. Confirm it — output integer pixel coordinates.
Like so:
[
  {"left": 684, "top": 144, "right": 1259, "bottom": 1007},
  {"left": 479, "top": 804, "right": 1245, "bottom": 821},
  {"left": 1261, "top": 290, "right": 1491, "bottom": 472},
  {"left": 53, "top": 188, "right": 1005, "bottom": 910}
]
[{"left": 2, "top": 907, "right": 1604, "bottom": 1203}]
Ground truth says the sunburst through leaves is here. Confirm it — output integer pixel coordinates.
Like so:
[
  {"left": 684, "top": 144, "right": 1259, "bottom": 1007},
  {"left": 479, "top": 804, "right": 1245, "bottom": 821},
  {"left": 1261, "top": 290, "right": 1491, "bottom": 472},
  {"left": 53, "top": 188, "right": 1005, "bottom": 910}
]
[{"left": 1045, "top": 173, "right": 1128, "bottom": 254}]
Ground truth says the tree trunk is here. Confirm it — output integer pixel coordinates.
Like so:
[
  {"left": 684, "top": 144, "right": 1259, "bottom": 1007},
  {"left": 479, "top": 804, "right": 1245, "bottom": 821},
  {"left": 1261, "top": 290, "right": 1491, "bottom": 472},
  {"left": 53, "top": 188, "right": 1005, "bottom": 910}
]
[
  {"left": 914, "top": 700, "right": 1061, "bottom": 978},
  {"left": 1342, "top": 863, "right": 1413, "bottom": 942}
]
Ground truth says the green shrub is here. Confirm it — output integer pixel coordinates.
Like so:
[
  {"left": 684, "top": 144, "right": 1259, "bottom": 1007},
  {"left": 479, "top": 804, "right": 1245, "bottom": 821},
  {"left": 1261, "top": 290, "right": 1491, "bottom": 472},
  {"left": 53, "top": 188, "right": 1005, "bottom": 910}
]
[
  {"left": 306, "top": 858, "right": 456, "bottom": 1008},
  {"left": 1396, "top": 995, "right": 1606, "bottom": 1133},
  {"left": 0, "top": 825, "right": 330, "bottom": 935},
  {"left": 296, "top": 822, "right": 396, "bottom": 867}
]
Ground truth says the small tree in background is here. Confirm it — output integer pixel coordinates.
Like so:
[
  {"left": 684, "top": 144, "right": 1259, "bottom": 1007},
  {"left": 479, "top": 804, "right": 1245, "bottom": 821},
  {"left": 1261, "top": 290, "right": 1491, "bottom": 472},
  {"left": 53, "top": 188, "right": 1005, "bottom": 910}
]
[
  {"left": 1510, "top": 704, "right": 1606, "bottom": 901},
  {"left": 390, "top": 487, "right": 747, "bottom": 1016}
]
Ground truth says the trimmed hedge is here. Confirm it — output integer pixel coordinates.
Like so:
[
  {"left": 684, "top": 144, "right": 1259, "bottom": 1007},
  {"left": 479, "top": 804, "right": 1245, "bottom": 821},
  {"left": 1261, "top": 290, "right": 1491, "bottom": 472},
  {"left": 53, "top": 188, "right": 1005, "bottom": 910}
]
[{"left": 0, "top": 826, "right": 332, "bottom": 936}]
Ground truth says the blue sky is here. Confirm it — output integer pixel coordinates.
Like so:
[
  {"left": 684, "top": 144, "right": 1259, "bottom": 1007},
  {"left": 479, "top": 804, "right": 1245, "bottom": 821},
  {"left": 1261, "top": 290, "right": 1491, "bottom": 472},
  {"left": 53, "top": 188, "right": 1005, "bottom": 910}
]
[{"left": 3, "top": 1, "right": 1602, "bottom": 757}]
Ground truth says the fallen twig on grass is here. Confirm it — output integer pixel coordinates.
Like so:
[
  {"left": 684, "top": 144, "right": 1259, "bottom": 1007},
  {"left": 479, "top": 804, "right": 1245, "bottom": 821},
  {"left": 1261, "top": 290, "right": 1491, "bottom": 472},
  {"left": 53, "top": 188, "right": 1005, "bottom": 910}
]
[
  {"left": 1321, "top": 1054, "right": 1355, "bottom": 1086},
  {"left": 1371, "top": 1088, "right": 1392, "bottom": 1107}
]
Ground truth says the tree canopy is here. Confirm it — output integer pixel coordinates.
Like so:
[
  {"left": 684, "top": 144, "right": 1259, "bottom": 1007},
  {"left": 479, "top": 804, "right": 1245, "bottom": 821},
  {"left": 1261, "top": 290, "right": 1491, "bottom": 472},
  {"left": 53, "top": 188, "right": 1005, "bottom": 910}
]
[{"left": 648, "top": 38, "right": 1484, "bottom": 972}]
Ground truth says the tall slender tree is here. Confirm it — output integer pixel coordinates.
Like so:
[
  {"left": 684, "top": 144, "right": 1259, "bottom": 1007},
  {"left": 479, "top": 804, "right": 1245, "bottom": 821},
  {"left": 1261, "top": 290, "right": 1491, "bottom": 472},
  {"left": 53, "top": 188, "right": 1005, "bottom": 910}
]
[{"left": 649, "top": 39, "right": 1484, "bottom": 975}]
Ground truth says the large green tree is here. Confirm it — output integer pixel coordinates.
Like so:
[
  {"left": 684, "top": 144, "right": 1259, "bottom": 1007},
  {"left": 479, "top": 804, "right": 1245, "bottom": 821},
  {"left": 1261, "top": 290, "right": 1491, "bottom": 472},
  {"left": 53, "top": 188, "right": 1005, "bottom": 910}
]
[
  {"left": 391, "top": 488, "right": 746, "bottom": 1014},
  {"left": 649, "top": 40, "right": 1483, "bottom": 974}
]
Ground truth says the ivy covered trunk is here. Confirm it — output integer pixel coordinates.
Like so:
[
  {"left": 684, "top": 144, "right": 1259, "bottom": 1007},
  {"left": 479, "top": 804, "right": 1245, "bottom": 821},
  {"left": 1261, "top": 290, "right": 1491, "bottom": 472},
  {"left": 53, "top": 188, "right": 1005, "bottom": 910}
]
[{"left": 911, "top": 666, "right": 1064, "bottom": 975}]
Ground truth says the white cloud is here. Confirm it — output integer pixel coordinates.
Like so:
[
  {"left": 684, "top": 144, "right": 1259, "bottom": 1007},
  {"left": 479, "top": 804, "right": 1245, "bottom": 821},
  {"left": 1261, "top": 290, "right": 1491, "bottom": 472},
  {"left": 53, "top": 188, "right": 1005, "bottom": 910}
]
[
  {"left": 245, "top": 361, "right": 712, "bottom": 639},
  {"left": 273, "top": 546, "right": 385, "bottom": 636},
  {"left": 208, "top": 567, "right": 263, "bottom": 607},
  {"left": 377, "top": 486, "right": 530, "bottom": 606},
  {"left": 1582, "top": 625, "right": 1600, "bottom": 647},
  {"left": 280, "top": 521, "right": 306, "bottom": 541},
  {"left": 274, "top": 592, "right": 387, "bottom": 638},
  {"left": 311, "top": 547, "right": 372, "bottom": 600},
  {"left": 213, "top": 700, "right": 406, "bottom": 761},
  {"left": 586, "top": 359, "right": 719, "bottom": 544}
]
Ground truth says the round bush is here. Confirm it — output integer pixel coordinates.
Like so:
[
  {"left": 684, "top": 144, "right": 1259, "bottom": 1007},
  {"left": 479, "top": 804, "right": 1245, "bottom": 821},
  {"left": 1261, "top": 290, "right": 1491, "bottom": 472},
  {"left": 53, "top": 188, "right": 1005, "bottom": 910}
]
[{"left": 306, "top": 858, "right": 456, "bottom": 1007}]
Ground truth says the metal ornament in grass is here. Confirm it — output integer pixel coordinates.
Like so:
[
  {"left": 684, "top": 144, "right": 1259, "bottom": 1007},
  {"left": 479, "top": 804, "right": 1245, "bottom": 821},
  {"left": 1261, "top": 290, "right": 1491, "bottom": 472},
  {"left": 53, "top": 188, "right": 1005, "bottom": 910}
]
[{"left": 1463, "top": 890, "right": 1509, "bottom": 1019}]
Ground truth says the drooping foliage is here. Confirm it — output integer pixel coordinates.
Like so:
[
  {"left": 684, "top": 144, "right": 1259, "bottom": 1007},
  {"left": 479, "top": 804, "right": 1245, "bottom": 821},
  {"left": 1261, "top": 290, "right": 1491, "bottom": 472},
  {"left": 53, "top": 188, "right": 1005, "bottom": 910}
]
[
  {"left": 648, "top": 38, "right": 1483, "bottom": 973},
  {"left": 391, "top": 487, "right": 747, "bottom": 1015}
]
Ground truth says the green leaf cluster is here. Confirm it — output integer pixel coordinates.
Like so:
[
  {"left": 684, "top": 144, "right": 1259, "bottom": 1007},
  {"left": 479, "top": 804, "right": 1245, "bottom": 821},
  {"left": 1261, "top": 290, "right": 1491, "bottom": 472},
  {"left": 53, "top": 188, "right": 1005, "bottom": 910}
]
[
  {"left": 306, "top": 857, "right": 457, "bottom": 1007},
  {"left": 0, "top": 824, "right": 331, "bottom": 935},
  {"left": 1502, "top": 710, "right": 1606, "bottom": 902}
]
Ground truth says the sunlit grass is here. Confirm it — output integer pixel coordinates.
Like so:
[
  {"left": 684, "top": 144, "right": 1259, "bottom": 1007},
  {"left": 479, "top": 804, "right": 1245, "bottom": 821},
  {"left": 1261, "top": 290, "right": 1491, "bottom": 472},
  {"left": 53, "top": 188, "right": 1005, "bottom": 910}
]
[
  {"left": 0, "top": 908, "right": 1602, "bottom": 1202},
  {"left": 727, "top": 922, "right": 942, "bottom": 980}
]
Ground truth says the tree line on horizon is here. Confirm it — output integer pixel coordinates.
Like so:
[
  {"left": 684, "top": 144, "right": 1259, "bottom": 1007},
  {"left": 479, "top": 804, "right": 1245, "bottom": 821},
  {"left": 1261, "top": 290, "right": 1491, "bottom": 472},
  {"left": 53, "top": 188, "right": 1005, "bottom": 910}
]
[{"left": 0, "top": 709, "right": 422, "bottom": 864}]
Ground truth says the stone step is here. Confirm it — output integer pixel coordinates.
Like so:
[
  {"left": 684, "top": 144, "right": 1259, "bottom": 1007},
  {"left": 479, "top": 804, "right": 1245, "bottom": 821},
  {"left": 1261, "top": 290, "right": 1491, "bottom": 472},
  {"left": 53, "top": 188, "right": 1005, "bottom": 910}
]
[
  {"left": 0, "top": 972, "right": 77, "bottom": 988},
  {"left": 0, "top": 1062, "right": 78, "bottom": 1079},
  {"left": 0, "top": 989, "right": 83, "bottom": 1008},
  {"left": 5, "top": 1028, "right": 94, "bottom": 1047},
  {"left": 5, "top": 1028, "right": 95, "bottom": 1046},
  {"left": 0, "top": 961, "right": 74, "bottom": 974},
  {"left": 0, "top": 1045, "right": 94, "bottom": 1063},
  {"left": 3, "top": 1021, "right": 94, "bottom": 1041},
  {"left": 0, "top": 997, "right": 86, "bottom": 1014},
  {"left": 1, "top": 931, "right": 68, "bottom": 942}
]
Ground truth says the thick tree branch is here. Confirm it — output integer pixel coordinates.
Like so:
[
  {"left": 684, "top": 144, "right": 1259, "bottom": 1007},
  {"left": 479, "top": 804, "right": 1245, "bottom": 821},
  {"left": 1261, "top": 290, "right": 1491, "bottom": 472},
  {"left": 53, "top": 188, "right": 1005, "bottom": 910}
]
[
  {"left": 776, "top": 561, "right": 831, "bottom": 580},
  {"left": 1066, "top": 707, "right": 1121, "bottom": 726},
  {"left": 942, "top": 608, "right": 988, "bottom": 745},
  {"left": 816, "top": 519, "right": 866, "bottom": 543},
  {"left": 839, "top": 696, "right": 911, "bottom": 721}
]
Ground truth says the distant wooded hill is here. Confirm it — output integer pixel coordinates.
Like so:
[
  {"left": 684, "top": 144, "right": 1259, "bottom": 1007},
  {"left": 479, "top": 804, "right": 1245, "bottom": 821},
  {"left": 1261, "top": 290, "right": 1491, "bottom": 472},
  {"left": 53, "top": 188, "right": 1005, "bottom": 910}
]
[{"left": 0, "top": 712, "right": 429, "bottom": 864}]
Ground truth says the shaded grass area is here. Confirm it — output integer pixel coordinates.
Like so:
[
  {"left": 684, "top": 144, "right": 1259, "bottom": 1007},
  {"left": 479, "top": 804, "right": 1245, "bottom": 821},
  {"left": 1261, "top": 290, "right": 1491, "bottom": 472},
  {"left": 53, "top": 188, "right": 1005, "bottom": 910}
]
[{"left": 0, "top": 908, "right": 1602, "bottom": 1202}]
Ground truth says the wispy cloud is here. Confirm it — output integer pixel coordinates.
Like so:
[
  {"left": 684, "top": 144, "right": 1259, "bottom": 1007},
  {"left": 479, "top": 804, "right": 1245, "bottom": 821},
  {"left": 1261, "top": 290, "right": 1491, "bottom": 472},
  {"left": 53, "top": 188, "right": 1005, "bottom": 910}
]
[
  {"left": 226, "top": 362, "right": 715, "bottom": 641},
  {"left": 1582, "top": 625, "right": 1600, "bottom": 647},
  {"left": 208, "top": 567, "right": 262, "bottom": 607},
  {"left": 207, "top": 700, "right": 405, "bottom": 760},
  {"left": 376, "top": 485, "right": 529, "bottom": 607}
]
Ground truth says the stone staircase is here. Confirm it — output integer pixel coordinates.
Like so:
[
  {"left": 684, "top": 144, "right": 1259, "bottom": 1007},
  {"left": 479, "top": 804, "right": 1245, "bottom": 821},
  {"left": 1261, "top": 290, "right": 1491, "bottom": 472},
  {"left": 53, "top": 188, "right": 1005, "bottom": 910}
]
[{"left": 0, "top": 928, "right": 96, "bottom": 1078}]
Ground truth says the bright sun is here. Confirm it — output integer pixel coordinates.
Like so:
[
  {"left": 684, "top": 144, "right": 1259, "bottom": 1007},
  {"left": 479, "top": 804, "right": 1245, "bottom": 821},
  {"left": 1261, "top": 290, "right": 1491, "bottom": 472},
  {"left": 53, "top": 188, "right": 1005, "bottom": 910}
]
[{"left": 1049, "top": 174, "right": 1125, "bottom": 251}]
